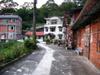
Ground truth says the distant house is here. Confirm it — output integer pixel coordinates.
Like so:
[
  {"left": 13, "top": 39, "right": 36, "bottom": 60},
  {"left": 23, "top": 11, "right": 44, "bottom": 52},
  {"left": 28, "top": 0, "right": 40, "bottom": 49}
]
[
  {"left": 44, "top": 16, "right": 64, "bottom": 40},
  {"left": 25, "top": 26, "right": 44, "bottom": 41},
  {"left": 0, "top": 15, "right": 22, "bottom": 41}
]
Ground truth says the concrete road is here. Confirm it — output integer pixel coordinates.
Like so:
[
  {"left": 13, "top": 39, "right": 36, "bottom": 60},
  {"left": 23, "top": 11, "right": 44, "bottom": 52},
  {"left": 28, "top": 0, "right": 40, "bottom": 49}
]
[
  {"left": 48, "top": 44, "right": 100, "bottom": 75},
  {"left": 0, "top": 43, "right": 100, "bottom": 75}
]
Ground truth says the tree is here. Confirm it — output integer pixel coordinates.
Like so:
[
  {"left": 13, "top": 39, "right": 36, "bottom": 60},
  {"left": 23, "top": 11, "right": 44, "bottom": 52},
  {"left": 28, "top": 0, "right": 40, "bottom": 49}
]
[
  {"left": 16, "top": 8, "right": 33, "bottom": 30},
  {"left": 0, "top": 8, "right": 16, "bottom": 14},
  {"left": 60, "top": 2, "right": 77, "bottom": 15},
  {"left": 73, "top": 0, "right": 86, "bottom": 6},
  {"left": 39, "top": 3, "right": 59, "bottom": 17},
  {"left": 0, "top": 0, "right": 18, "bottom": 14},
  {"left": 0, "top": 0, "right": 18, "bottom": 8},
  {"left": 20, "top": 2, "right": 33, "bottom": 9}
]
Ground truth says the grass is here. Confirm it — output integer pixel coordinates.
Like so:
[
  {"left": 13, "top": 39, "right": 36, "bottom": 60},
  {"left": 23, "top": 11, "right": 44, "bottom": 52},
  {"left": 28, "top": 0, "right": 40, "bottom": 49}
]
[{"left": 0, "top": 39, "right": 37, "bottom": 65}]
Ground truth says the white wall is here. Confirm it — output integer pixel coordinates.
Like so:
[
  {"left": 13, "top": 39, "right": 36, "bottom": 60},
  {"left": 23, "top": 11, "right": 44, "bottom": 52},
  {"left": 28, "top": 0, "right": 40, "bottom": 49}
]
[{"left": 44, "top": 16, "right": 64, "bottom": 40}]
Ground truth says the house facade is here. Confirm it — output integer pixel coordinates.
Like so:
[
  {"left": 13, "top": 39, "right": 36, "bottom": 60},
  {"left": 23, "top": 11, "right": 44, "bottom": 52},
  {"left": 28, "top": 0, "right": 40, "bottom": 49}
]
[
  {"left": 72, "top": 0, "right": 100, "bottom": 69},
  {"left": 0, "top": 15, "right": 22, "bottom": 41},
  {"left": 44, "top": 16, "right": 64, "bottom": 40},
  {"left": 25, "top": 26, "right": 44, "bottom": 41}
]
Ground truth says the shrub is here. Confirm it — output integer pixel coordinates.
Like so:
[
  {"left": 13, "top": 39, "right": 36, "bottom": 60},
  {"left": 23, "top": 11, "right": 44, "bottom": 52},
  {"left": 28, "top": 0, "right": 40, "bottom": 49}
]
[
  {"left": 3, "top": 49, "right": 15, "bottom": 62},
  {"left": 45, "top": 38, "right": 51, "bottom": 44},
  {"left": 54, "top": 39, "right": 58, "bottom": 44},
  {"left": 0, "top": 39, "right": 37, "bottom": 66},
  {"left": 24, "top": 39, "right": 37, "bottom": 50}
]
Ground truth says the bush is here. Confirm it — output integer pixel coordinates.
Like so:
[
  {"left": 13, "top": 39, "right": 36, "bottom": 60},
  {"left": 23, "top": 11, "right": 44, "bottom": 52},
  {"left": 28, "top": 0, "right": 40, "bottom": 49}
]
[
  {"left": 0, "top": 40, "right": 17, "bottom": 49},
  {"left": 3, "top": 49, "right": 15, "bottom": 62},
  {"left": 24, "top": 39, "right": 37, "bottom": 50},
  {"left": 45, "top": 38, "right": 51, "bottom": 44},
  {"left": 0, "top": 42, "right": 25, "bottom": 63},
  {"left": 0, "top": 39, "right": 37, "bottom": 66},
  {"left": 54, "top": 39, "right": 58, "bottom": 44}
]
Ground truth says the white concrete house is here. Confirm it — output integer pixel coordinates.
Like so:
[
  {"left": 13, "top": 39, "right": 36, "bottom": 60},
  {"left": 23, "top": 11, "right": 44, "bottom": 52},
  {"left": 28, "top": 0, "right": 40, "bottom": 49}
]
[{"left": 44, "top": 16, "right": 64, "bottom": 40}]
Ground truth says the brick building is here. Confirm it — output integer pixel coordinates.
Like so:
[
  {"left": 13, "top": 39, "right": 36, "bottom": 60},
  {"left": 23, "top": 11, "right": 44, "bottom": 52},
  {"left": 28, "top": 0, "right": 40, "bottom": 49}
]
[
  {"left": 0, "top": 15, "right": 22, "bottom": 41},
  {"left": 72, "top": 0, "right": 100, "bottom": 68},
  {"left": 63, "top": 7, "right": 82, "bottom": 49}
]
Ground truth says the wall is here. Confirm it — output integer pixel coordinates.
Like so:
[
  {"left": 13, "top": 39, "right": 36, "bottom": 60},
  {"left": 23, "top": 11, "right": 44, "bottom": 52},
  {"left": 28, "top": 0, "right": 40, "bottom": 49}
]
[
  {"left": 90, "top": 22, "right": 100, "bottom": 69},
  {"left": 75, "top": 21, "right": 100, "bottom": 69},
  {"left": 44, "top": 17, "right": 64, "bottom": 40}
]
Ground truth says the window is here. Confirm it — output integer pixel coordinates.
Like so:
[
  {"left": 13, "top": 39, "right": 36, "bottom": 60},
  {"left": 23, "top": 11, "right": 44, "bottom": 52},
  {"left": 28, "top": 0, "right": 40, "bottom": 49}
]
[
  {"left": 58, "top": 34, "right": 63, "bottom": 39},
  {"left": 51, "top": 19, "right": 57, "bottom": 24},
  {"left": 45, "top": 27, "right": 48, "bottom": 32},
  {"left": 58, "top": 26, "right": 62, "bottom": 31},
  {"left": 9, "top": 26, "right": 14, "bottom": 30},
  {"left": 50, "top": 27, "right": 56, "bottom": 32}
]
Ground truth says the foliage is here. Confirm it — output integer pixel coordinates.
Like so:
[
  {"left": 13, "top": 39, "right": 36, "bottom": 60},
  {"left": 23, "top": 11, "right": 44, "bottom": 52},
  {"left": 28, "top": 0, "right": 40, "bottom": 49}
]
[
  {"left": 0, "top": 40, "right": 17, "bottom": 49},
  {"left": 24, "top": 39, "right": 37, "bottom": 50},
  {"left": 54, "top": 39, "right": 59, "bottom": 44},
  {"left": 0, "top": 0, "right": 18, "bottom": 14},
  {"left": 16, "top": 8, "right": 33, "bottom": 30},
  {"left": 45, "top": 38, "right": 51, "bottom": 44},
  {"left": 0, "top": 8, "right": 16, "bottom": 14},
  {"left": 0, "top": 40, "right": 37, "bottom": 65},
  {"left": 73, "top": 0, "right": 86, "bottom": 6},
  {"left": 0, "top": 1, "right": 78, "bottom": 30},
  {"left": 0, "top": 0, "right": 18, "bottom": 8},
  {"left": 59, "top": 2, "right": 77, "bottom": 15}
]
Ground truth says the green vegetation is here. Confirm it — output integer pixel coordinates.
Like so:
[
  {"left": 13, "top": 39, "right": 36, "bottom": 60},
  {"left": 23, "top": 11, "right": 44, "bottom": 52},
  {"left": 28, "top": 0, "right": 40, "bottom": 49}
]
[
  {"left": 45, "top": 38, "right": 51, "bottom": 44},
  {"left": 0, "top": 40, "right": 36, "bottom": 66},
  {"left": 24, "top": 38, "right": 37, "bottom": 50},
  {"left": 0, "top": 0, "right": 84, "bottom": 30},
  {"left": 45, "top": 38, "right": 53, "bottom": 44}
]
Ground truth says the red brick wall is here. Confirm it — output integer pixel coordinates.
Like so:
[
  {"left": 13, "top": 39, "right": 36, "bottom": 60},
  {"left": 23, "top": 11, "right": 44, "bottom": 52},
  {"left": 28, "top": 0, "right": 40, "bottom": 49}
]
[
  {"left": 90, "top": 22, "right": 100, "bottom": 69},
  {"left": 76, "top": 22, "right": 100, "bottom": 68},
  {"left": 76, "top": 28, "right": 85, "bottom": 48}
]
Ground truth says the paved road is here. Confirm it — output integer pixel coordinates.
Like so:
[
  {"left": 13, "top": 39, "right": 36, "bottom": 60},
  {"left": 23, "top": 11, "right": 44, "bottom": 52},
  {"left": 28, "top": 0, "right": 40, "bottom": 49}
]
[
  {"left": 48, "top": 44, "right": 100, "bottom": 75},
  {"left": 0, "top": 43, "right": 100, "bottom": 75}
]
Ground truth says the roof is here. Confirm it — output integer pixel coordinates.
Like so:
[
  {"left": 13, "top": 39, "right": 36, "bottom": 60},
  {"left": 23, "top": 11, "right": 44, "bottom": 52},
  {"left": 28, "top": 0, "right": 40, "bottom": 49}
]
[
  {"left": 45, "top": 16, "right": 63, "bottom": 20},
  {"left": 0, "top": 15, "right": 22, "bottom": 21},
  {"left": 36, "top": 32, "right": 44, "bottom": 36},
  {"left": 25, "top": 31, "right": 44, "bottom": 36},
  {"left": 36, "top": 25, "right": 44, "bottom": 29},
  {"left": 72, "top": 0, "right": 100, "bottom": 30}
]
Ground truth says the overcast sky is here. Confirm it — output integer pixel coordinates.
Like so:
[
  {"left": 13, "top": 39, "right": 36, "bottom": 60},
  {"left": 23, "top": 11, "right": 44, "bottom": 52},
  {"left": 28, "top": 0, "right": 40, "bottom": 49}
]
[{"left": 14, "top": 0, "right": 64, "bottom": 8}]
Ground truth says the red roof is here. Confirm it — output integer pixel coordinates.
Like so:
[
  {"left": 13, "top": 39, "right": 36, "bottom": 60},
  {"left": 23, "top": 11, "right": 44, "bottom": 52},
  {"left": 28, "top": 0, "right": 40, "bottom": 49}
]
[
  {"left": 25, "top": 31, "right": 44, "bottom": 36},
  {"left": 36, "top": 32, "right": 44, "bottom": 36}
]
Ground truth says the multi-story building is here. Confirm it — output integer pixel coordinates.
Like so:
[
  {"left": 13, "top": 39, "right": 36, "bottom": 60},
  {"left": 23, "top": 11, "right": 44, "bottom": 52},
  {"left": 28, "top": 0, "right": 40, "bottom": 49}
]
[
  {"left": 0, "top": 15, "right": 22, "bottom": 41},
  {"left": 44, "top": 16, "right": 64, "bottom": 40}
]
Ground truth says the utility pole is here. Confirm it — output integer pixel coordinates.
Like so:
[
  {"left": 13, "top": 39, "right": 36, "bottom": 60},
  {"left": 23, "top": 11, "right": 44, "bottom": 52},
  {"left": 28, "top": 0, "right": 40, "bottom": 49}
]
[{"left": 33, "top": 0, "right": 37, "bottom": 44}]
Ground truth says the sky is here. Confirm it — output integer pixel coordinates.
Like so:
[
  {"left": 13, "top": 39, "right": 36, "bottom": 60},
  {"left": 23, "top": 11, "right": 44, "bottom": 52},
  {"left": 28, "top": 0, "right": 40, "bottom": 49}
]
[{"left": 14, "top": 0, "right": 64, "bottom": 8}]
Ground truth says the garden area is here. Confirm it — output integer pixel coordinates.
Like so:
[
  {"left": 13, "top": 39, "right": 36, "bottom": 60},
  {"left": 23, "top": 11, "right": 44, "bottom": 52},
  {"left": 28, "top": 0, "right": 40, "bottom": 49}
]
[{"left": 0, "top": 39, "right": 37, "bottom": 69}]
